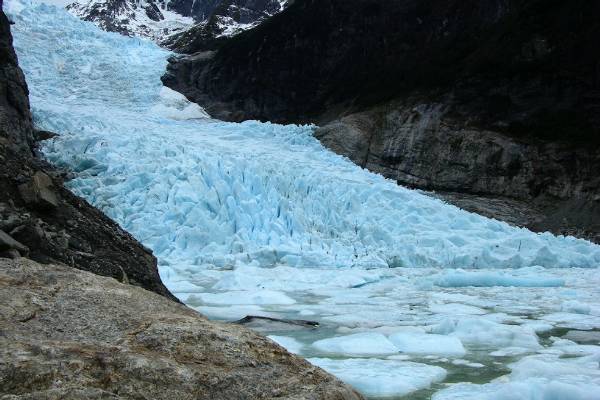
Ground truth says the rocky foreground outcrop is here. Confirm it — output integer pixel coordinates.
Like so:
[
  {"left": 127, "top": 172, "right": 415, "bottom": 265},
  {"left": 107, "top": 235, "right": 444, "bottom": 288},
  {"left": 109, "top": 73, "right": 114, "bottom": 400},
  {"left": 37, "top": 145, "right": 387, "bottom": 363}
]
[
  {"left": 163, "top": 0, "right": 600, "bottom": 241},
  {"left": 0, "top": 258, "right": 362, "bottom": 400}
]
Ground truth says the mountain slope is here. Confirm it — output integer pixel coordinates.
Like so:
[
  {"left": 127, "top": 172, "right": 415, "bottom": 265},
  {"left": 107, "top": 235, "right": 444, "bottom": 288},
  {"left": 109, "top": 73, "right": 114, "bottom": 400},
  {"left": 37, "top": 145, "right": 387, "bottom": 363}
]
[
  {"left": 67, "top": 0, "right": 195, "bottom": 40},
  {"left": 67, "top": 0, "right": 287, "bottom": 46},
  {"left": 164, "top": 0, "right": 288, "bottom": 52}
]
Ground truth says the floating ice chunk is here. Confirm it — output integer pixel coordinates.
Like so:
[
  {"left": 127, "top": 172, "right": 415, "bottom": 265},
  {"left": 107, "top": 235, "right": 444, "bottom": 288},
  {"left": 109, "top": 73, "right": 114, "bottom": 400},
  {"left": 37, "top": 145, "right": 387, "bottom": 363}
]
[
  {"left": 451, "top": 359, "right": 484, "bottom": 368},
  {"left": 434, "top": 354, "right": 600, "bottom": 400},
  {"left": 550, "top": 338, "right": 600, "bottom": 356},
  {"left": 386, "top": 354, "right": 412, "bottom": 361},
  {"left": 312, "top": 332, "right": 398, "bottom": 356},
  {"left": 196, "top": 290, "right": 296, "bottom": 305},
  {"left": 433, "top": 379, "right": 600, "bottom": 400},
  {"left": 520, "top": 321, "right": 554, "bottom": 333},
  {"left": 162, "top": 280, "right": 204, "bottom": 294},
  {"left": 388, "top": 332, "right": 466, "bottom": 357},
  {"left": 489, "top": 347, "right": 532, "bottom": 357},
  {"left": 541, "top": 312, "right": 600, "bottom": 330},
  {"left": 432, "top": 269, "right": 565, "bottom": 287},
  {"left": 429, "top": 303, "right": 486, "bottom": 315},
  {"left": 310, "top": 358, "right": 446, "bottom": 398},
  {"left": 267, "top": 335, "right": 304, "bottom": 354},
  {"left": 562, "top": 300, "right": 592, "bottom": 315},
  {"left": 564, "top": 330, "right": 600, "bottom": 344},
  {"left": 431, "top": 317, "right": 541, "bottom": 349}
]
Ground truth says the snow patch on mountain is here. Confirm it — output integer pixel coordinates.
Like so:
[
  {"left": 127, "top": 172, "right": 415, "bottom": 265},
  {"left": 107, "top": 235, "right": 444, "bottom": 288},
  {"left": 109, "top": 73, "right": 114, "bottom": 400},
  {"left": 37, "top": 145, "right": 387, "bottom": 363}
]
[
  {"left": 66, "top": 0, "right": 194, "bottom": 40},
  {"left": 64, "top": 0, "right": 288, "bottom": 45}
]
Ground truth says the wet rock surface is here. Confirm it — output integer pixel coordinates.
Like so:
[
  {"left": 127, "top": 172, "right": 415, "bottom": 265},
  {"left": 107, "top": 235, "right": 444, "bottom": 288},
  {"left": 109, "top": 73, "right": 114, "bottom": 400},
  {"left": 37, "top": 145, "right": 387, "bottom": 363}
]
[
  {"left": 0, "top": 10, "right": 173, "bottom": 298},
  {"left": 0, "top": 258, "right": 363, "bottom": 400}
]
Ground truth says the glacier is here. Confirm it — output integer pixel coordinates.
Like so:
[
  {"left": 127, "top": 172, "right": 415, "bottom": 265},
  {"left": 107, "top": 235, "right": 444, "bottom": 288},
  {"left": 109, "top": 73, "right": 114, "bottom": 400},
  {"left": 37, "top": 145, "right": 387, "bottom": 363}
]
[{"left": 7, "top": 1, "right": 600, "bottom": 399}]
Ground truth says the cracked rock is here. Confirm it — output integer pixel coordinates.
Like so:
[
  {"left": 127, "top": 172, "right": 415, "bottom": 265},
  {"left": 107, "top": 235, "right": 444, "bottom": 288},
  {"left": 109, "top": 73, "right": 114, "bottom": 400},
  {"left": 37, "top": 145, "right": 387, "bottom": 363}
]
[{"left": 18, "top": 171, "right": 59, "bottom": 210}]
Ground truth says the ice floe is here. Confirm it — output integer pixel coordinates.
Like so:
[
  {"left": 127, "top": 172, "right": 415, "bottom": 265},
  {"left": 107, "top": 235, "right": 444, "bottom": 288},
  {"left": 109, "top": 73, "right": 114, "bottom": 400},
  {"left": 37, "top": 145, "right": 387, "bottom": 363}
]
[{"left": 310, "top": 358, "right": 447, "bottom": 398}]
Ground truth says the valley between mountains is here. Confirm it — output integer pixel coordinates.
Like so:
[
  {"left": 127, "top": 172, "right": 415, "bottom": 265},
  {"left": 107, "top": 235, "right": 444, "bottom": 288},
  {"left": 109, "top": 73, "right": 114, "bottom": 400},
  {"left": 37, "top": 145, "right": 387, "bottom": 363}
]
[{"left": 1, "top": 1, "right": 600, "bottom": 399}]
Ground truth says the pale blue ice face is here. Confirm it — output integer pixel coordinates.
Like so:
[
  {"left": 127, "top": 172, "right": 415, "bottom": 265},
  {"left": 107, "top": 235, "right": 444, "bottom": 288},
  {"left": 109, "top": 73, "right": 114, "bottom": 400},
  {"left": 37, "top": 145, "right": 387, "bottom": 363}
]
[{"left": 7, "top": 1, "right": 600, "bottom": 399}]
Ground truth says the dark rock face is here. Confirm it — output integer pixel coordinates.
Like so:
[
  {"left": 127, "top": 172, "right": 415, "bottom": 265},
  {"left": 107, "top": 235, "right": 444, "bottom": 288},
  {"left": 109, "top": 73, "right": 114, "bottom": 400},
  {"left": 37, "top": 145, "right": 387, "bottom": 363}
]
[
  {"left": 163, "top": 0, "right": 600, "bottom": 241},
  {"left": 168, "top": 0, "right": 222, "bottom": 19},
  {"left": 0, "top": 9, "right": 34, "bottom": 154},
  {"left": 164, "top": 0, "right": 600, "bottom": 141},
  {"left": 0, "top": 10, "right": 175, "bottom": 300}
]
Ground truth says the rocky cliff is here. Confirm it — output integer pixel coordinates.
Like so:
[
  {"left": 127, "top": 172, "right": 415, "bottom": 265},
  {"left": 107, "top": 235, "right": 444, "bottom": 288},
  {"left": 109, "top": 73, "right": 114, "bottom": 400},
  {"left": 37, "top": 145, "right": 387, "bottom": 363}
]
[{"left": 163, "top": 0, "right": 600, "bottom": 241}]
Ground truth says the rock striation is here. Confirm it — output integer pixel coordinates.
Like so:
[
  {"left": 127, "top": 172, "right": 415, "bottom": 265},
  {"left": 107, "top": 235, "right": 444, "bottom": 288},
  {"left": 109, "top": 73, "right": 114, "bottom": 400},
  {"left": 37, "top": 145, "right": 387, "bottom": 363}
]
[{"left": 0, "top": 258, "right": 362, "bottom": 400}]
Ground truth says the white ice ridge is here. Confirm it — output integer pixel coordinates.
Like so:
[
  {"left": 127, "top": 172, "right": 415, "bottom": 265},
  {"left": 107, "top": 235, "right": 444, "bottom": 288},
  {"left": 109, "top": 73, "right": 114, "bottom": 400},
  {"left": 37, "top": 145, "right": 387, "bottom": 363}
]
[{"left": 9, "top": 0, "right": 600, "bottom": 271}]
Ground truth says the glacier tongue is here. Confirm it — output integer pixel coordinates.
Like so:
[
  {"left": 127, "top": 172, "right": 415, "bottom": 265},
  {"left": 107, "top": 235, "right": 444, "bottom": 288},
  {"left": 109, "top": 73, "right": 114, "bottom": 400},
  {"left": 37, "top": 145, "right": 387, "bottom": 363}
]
[
  {"left": 7, "top": 1, "right": 600, "bottom": 399},
  {"left": 10, "top": 1, "right": 600, "bottom": 271}
]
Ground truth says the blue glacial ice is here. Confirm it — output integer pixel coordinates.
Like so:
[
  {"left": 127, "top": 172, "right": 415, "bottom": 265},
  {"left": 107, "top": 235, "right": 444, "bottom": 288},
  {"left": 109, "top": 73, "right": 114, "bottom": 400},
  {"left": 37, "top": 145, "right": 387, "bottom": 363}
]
[
  {"left": 8, "top": 1, "right": 600, "bottom": 272},
  {"left": 7, "top": 1, "right": 600, "bottom": 399}
]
